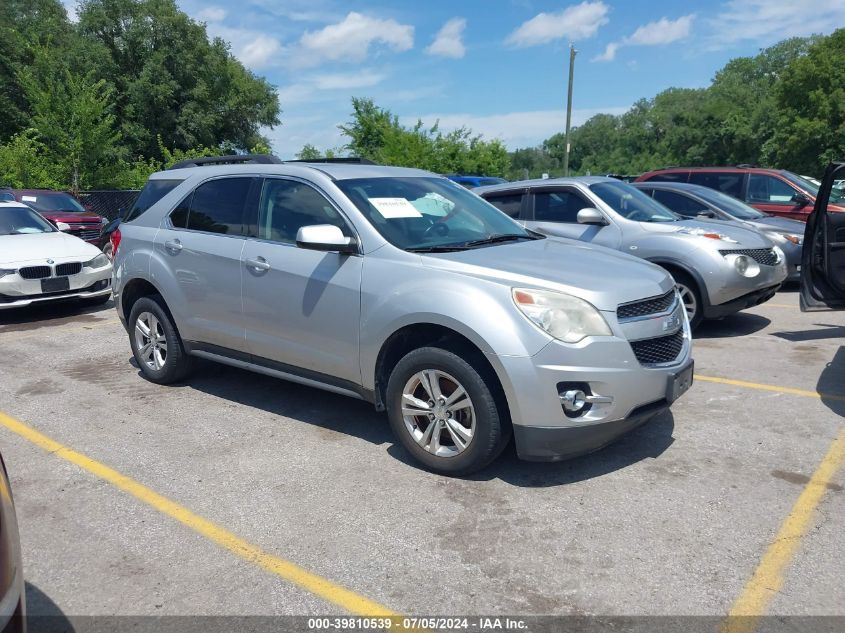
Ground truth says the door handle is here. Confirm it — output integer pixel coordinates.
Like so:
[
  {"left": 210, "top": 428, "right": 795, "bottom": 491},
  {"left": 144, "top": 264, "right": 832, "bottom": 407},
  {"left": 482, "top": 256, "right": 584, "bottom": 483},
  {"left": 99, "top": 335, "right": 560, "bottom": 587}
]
[
  {"left": 245, "top": 257, "right": 271, "bottom": 272},
  {"left": 164, "top": 239, "right": 182, "bottom": 253}
]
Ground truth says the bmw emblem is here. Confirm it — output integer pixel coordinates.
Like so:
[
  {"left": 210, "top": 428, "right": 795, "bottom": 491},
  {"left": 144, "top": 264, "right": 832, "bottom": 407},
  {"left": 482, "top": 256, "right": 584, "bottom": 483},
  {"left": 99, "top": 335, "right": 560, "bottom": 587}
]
[{"left": 47, "top": 259, "right": 54, "bottom": 264}]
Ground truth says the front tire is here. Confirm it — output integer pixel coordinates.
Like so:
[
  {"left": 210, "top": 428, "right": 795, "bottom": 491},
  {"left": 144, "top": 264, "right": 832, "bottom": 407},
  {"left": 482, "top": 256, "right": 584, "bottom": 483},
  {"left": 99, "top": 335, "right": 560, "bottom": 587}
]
[
  {"left": 668, "top": 270, "right": 704, "bottom": 330},
  {"left": 128, "top": 295, "right": 193, "bottom": 384},
  {"left": 386, "top": 346, "right": 509, "bottom": 475}
]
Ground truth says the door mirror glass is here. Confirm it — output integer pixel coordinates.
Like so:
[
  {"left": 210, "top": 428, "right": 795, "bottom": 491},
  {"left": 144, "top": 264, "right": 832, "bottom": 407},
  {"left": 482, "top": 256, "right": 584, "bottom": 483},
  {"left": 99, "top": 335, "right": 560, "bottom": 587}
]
[
  {"left": 792, "top": 192, "right": 811, "bottom": 207},
  {"left": 576, "top": 208, "right": 607, "bottom": 225},
  {"left": 56, "top": 221, "right": 71, "bottom": 232},
  {"left": 296, "top": 224, "right": 357, "bottom": 253}
]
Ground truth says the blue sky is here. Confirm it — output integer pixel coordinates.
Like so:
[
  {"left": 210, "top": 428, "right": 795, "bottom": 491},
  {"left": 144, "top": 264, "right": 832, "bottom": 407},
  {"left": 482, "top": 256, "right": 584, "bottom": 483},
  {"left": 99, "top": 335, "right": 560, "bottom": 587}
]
[{"left": 66, "top": 0, "right": 845, "bottom": 157}]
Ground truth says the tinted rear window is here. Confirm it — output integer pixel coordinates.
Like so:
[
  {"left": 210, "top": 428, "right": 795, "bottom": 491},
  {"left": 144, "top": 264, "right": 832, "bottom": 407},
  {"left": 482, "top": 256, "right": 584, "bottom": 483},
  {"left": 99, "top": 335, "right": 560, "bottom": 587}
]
[
  {"left": 643, "top": 172, "right": 688, "bottom": 183},
  {"left": 126, "top": 179, "right": 183, "bottom": 222},
  {"left": 484, "top": 193, "right": 523, "bottom": 218},
  {"left": 186, "top": 177, "right": 254, "bottom": 235},
  {"left": 688, "top": 172, "right": 744, "bottom": 198}
]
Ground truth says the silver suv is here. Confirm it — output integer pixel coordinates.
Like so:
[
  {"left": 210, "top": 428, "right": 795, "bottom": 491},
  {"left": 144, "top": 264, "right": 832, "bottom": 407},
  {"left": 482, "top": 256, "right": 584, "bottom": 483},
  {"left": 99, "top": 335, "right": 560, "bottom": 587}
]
[
  {"left": 477, "top": 177, "right": 788, "bottom": 328},
  {"left": 112, "top": 157, "right": 694, "bottom": 475}
]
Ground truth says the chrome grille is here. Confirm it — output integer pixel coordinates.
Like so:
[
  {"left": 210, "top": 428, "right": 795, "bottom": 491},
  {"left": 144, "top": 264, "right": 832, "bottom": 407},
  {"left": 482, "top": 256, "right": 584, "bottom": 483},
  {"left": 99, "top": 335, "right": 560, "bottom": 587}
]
[
  {"left": 55, "top": 262, "right": 82, "bottom": 276},
  {"left": 19, "top": 266, "right": 51, "bottom": 280},
  {"left": 630, "top": 330, "right": 685, "bottom": 365},
  {"left": 76, "top": 229, "right": 101, "bottom": 241},
  {"left": 617, "top": 290, "right": 676, "bottom": 320},
  {"left": 719, "top": 248, "right": 778, "bottom": 266}
]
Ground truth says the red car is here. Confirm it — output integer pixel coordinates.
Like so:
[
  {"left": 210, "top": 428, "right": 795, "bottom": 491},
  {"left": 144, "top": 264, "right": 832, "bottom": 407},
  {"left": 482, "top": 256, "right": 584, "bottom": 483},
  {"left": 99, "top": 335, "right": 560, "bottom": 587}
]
[
  {"left": 635, "top": 166, "right": 845, "bottom": 221},
  {"left": 6, "top": 189, "right": 106, "bottom": 245}
]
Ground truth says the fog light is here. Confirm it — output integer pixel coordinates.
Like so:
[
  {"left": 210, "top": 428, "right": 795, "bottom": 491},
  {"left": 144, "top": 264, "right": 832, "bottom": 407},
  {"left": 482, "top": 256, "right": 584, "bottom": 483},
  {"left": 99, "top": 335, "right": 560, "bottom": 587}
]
[{"left": 561, "top": 390, "right": 587, "bottom": 413}]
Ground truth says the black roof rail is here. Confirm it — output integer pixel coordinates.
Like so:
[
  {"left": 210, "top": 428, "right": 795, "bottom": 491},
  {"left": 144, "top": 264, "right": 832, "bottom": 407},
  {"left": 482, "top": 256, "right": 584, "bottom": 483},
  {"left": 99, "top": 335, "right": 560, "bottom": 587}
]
[
  {"left": 286, "top": 157, "right": 377, "bottom": 165},
  {"left": 167, "top": 154, "right": 283, "bottom": 170}
]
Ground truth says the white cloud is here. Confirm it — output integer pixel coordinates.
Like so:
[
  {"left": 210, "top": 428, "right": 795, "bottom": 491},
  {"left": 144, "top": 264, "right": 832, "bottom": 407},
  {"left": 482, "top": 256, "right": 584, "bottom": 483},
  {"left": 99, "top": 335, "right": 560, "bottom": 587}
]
[
  {"left": 196, "top": 6, "right": 226, "bottom": 22},
  {"left": 426, "top": 18, "right": 467, "bottom": 59},
  {"left": 277, "top": 70, "right": 388, "bottom": 105},
  {"left": 298, "top": 12, "right": 414, "bottom": 66},
  {"left": 402, "top": 107, "right": 630, "bottom": 149},
  {"left": 506, "top": 2, "right": 609, "bottom": 47},
  {"left": 592, "top": 14, "right": 693, "bottom": 62},
  {"left": 239, "top": 35, "right": 282, "bottom": 68},
  {"left": 708, "top": 0, "right": 845, "bottom": 47}
]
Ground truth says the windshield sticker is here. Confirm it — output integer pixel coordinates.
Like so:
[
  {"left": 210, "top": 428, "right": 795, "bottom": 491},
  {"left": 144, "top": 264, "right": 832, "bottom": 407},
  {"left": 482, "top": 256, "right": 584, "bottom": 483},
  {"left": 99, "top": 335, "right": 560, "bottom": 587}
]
[
  {"left": 21, "top": 196, "right": 37, "bottom": 202},
  {"left": 370, "top": 198, "right": 422, "bottom": 219}
]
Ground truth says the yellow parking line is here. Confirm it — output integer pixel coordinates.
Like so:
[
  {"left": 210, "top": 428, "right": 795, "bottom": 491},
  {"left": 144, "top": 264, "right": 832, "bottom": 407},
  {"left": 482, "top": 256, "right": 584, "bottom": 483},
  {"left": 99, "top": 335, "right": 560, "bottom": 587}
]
[
  {"left": 695, "top": 375, "right": 845, "bottom": 402},
  {"left": 760, "top": 303, "right": 797, "bottom": 309},
  {"left": 723, "top": 424, "right": 845, "bottom": 633},
  {"left": 0, "top": 411, "right": 396, "bottom": 617}
]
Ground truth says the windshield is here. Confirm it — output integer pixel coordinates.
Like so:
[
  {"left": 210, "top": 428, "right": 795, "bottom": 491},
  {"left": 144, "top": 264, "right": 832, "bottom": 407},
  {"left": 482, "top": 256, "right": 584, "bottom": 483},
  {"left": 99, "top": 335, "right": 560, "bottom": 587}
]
[
  {"left": 335, "top": 177, "right": 538, "bottom": 251},
  {"left": 590, "top": 181, "right": 680, "bottom": 222},
  {"left": 0, "top": 205, "right": 57, "bottom": 235},
  {"left": 21, "top": 192, "right": 86, "bottom": 213},
  {"left": 782, "top": 171, "right": 845, "bottom": 204},
  {"left": 693, "top": 187, "right": 767, "bottom": 220}
]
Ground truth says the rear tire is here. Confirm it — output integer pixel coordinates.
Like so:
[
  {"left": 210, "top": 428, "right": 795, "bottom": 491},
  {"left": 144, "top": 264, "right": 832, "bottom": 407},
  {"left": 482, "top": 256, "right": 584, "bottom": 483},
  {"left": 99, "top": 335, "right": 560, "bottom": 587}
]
[
  {"left": 128, "top": 295, "right": 193, "bottom": 384},
  {"left": 386, "top": 346, "right": 509, "bottom": 475}
]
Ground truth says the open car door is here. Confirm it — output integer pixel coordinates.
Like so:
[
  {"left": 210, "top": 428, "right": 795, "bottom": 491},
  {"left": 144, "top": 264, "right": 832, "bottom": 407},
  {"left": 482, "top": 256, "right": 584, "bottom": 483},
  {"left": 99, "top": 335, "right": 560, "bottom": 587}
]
[{"left": 801, "top": 161, "right": 845, "bottom": 311}]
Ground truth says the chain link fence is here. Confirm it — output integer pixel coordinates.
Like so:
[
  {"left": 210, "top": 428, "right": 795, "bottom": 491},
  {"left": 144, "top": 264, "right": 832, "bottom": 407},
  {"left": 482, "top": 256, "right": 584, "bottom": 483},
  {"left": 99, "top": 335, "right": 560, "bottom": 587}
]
[{"left": 78, "top": 190, "right": 140, "bottom": 221}]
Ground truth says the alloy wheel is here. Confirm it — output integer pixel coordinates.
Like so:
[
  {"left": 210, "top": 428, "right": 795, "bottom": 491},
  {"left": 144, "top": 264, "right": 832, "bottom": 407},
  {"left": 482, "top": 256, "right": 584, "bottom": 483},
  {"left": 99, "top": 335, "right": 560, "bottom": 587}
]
[
  {"left": 401, "top": 369, "right": 476, "bottom": 458},
  {"left": 676, "top": 283, "right": 698, "bottom": 322},
  {"left": 134, "top": 311, "right": 168, "bottom": 371}
]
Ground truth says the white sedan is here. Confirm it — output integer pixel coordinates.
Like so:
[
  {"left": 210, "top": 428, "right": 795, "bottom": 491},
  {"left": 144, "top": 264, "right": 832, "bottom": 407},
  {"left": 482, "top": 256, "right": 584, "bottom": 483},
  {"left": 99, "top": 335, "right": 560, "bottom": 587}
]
[{"left": 0, "top": 201, "right": 112, "bottom": 309}]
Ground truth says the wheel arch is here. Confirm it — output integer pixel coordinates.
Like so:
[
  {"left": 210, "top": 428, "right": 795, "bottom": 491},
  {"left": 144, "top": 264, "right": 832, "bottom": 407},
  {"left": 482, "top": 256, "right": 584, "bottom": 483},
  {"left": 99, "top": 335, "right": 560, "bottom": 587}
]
[
  {"left": 645, "top": 257, "right": 710, "bottom": 309},
  {"left": 372, "top": 323, "right": 511, "bottom": 428}
]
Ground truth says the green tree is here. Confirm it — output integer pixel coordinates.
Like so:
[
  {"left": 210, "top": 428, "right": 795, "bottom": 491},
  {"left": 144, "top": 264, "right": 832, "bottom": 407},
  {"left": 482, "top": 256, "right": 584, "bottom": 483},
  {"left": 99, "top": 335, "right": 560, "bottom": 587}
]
[
  {"left": 0, "top": 129, "right": 62, "bottom": 188},
  {"left": 76, "top": 0, "right": 280, "bottom": 159}
]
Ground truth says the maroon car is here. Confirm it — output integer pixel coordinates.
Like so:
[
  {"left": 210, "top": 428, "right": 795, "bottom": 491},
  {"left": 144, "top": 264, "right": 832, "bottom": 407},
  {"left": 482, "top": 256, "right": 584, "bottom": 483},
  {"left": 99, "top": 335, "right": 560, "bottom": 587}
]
[
  {"left": 8, "top": 189, "right": 105, "bottom": 245},
  {"left": 635, "top": 166, "right": 845, "bottom": 221}
]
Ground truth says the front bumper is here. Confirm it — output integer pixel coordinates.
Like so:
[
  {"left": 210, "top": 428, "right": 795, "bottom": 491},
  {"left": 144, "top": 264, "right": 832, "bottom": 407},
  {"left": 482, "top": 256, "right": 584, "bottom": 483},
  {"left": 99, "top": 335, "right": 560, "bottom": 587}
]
[
  {"left": 704, "top": 283, "right": 781, "bottom": 319},
  {"left": 490, "top": 301, "right": 693, "bottom": 461},
  {"left": 513, "top": 398, "right": 671, "bottom": 461},
  {"left": 0, "top": 266, "right": 112, "bottom": 309}
]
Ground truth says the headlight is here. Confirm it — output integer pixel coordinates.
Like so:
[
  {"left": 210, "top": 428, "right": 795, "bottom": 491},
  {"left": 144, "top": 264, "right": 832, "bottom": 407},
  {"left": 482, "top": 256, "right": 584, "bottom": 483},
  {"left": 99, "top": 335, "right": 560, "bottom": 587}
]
[
  {"left": 84, "top": 254, "right": 110, "bottom": 269},
  {"left": 512, "top": 288, "right": 612, "bottom": 343},
  {"left": 100, "top": 217, "right": 108, "bottom": 225},
  {"left": 0, "top": 269, "right": 14, "bottom": 279},
  {"left": 724, "top": 253, "right": 760, "bottom": 278},
  {"left": 772, "top": 245, "right": 785, "bottom": 264}
]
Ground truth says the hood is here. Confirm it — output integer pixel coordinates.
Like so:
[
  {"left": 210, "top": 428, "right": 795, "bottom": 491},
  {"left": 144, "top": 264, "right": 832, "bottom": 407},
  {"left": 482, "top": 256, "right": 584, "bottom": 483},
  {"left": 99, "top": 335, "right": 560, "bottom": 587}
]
[
  {"left": 0, "top": 231, "right": 101, "bottom": 265},
  {"left": 39, "top": 210, "right": 102, "bottom": 223},
  {"left": 420, "top": 237, "right": 675, "bottom": 312},
  {"left": 641, "top": 218, "right": 774, "bottom": 248},
  {"left": 748, "top": 216, "right": 806, "bottom": 233}
]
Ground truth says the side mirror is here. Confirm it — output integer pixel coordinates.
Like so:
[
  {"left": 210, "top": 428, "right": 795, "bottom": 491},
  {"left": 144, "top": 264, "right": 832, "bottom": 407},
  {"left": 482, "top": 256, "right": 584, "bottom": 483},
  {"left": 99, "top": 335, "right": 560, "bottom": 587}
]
[
  {"left": 577, "top": 208, "right": 607, "bottom": 226},
  {"left": 56, "top": 222, "right": 71, "bottom": 232},
  {"left": 792, "top": 193, "right": 810, "bottom": 207},
  {"left": 697, "top": 210, "right": 716, "bottom": 218},
  {"left": 296, "top": 224, "right": 357, "bottom": 253}
]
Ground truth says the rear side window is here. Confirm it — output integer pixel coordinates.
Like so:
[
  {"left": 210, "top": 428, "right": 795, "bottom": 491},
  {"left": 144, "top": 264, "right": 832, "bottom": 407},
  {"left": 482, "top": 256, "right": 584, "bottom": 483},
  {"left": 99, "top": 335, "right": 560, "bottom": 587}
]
[
  {"left": 185, "top": 177, "right": 254, "bottom": 235},
  {"left": 126, "top": 179, "right": 183, "bottom": 222},
  {"left": 688, "top": 172, "right": 743, "bottom": 198},
  {"left": 643, "top": 172, "right": 688, "bottom": 183},
  {"left": 169, "top": 193, "right": 191, "bottom": 229},
  {"left": 533, "top": 190, "right": 590, "bottom": 223},
  {"left": 652, "top": 190, "right": 709, "bottom": 216},
  {"left": 484, "top": 193, "right": 524, "bottom": 218}
]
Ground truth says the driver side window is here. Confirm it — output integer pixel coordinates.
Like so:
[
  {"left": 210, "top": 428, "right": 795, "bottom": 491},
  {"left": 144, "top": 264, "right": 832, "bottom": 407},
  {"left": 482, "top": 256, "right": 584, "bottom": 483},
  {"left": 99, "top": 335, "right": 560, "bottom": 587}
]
[
  {"left": 533, "top": 189, "right": 591, "bottom": 223},
  {"left": 747, "top": 175, "right": 799, "bottom": 204},
  {"left": 258, "top": 179, "right": 351, "bottom": 244}
]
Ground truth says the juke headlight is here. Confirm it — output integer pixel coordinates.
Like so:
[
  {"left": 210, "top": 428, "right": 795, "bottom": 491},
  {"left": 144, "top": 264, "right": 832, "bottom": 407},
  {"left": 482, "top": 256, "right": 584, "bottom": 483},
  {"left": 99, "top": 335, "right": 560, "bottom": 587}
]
[
  {"left": 766, "top": 231, "right": 803, "bottom": 246},
  {"left": 724, "top": 253, "right": 761, "bottom": 278},
  {"left": 0, "top": 269, "right": 14, "bottom": 279},
  {"left": 512, "top": 288, "right": 612, "bottom": 343},
  {"left": 84, "top": 253, "right": 110, "bottom": 269}
]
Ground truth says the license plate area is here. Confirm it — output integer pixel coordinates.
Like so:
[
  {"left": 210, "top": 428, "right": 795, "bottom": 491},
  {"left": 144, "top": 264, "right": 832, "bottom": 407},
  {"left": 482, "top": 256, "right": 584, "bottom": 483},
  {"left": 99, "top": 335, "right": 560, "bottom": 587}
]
[
  {"left": 41, "top": 276, "right": 70, "bottom": 294},
  {"left": 667, "top": 361, "right": 694, "bottom": 403}
]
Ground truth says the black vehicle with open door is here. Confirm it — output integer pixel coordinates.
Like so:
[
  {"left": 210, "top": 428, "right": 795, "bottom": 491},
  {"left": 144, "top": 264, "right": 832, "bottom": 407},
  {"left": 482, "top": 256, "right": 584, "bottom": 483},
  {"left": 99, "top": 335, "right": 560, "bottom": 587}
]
[{"left": 801, "top": 161, "right": 845, "bottom": 311}]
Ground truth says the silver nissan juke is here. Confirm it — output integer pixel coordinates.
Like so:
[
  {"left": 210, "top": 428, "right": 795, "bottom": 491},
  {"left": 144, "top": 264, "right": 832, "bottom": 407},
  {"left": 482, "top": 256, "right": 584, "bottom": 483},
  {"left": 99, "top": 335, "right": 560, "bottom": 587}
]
[{"left": 477, "top": 177, "right": 788, "bottom": 328}]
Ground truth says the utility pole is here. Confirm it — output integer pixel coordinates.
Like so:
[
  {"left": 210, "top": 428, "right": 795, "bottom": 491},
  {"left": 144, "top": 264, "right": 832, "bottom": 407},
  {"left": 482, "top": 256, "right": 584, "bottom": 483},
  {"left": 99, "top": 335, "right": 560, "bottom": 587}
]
[{"left": 563, "top": 44, "right": 577, "bottom": 177}]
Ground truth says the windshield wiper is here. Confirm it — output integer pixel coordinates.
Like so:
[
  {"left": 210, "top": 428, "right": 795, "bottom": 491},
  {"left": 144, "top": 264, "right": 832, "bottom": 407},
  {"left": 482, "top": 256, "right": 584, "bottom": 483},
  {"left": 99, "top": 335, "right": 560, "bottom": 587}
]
[
  {"left": 458, "top": 234, "right": 534, "bottom": 248},
  {"left": 406, "top": 245, "right": 469, "bottom": 253}
]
